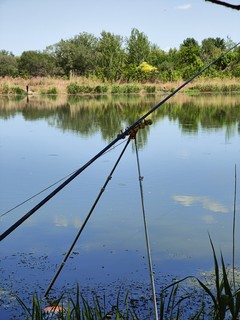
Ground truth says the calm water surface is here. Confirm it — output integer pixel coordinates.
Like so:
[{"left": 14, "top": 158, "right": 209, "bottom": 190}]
[{"left": 0, "top": 93, "right": 240, "bottom": 318}]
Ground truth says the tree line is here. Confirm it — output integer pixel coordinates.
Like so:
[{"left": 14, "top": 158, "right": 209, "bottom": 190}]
[{"left": 1, "top": 28, "right": 240, "bottom": 82}]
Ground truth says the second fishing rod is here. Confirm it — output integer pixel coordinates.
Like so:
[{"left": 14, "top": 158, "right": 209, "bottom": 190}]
[{"left": 0, "top": 40, "right": 239, "bottom": 242}]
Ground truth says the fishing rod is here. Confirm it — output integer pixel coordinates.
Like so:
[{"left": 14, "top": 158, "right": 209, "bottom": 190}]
[
  {"left": 44, "top": 137, "right": 131, "bottom": 297},
  {"left": 0, "top": 41, "right": 239, "bottom": 242},
  {"left": 0, "top": 139, "right": 127, "bottom": 219},
  {"left": 134, "top": 134, "right": 158, "bottom": 320}
]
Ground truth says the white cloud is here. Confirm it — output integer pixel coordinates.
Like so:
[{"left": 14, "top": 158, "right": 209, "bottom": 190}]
[
  {"left": 173, "top": 195, "right": 229, "bottom": 214},
  {"left": 53, "top": 215, "right": 83, "bottom": 228},
  {"left": 202, "top": 215, "right": 215, "bottom": 224},
  {"left": 175, "top": 4, "right": 192, "bottom": 10}
]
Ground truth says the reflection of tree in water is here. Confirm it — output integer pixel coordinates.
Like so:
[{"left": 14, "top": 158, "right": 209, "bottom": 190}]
[
  {"left": 0, "top": 94, "right": 240, "bottom": 144},
  {"left": 62, "top": 98, "right": 155, "bottom": 147},
  {"left": 161, "top": 99, "right": 240, "bottom": 140}
]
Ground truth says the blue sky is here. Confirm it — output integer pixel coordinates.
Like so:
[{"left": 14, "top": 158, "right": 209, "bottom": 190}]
[{"left": 0, "top": 0, "right": 239, "bottom": 56}]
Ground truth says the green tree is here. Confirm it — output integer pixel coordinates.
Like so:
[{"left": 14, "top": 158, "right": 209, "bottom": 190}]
[
  {"left": 126, "top": 28, "right": 151, "bottom": 65},
  {"left": 124, "top": 28, "right": 151, "bottom": 81},
  {"left": 136, "top": 61, "right": 158, "bottom": 82},
  {"left": 226, "top": 46, "right": 240, "bottom": 77},
  {"left": 49, "top": 32, "right": 98, "bottom": 77},
  {"left": 200, "top": 38, "right": 225, "bottom": 76},
  {"left": 148, "top": 45, "right": 168, "bottom": 68},
  {"left": 181, "top": 38, "right": 199, "bottom": 48},
  {"left": 96, "top": 31, "right": 125, "bottom": 82},
  {"left": 177, "top": 38, "right": 204, "bottom": 80},
  {"left": 47, "top": 40, "right": 74, "bottom": 76},
  {"left": 148, "top": 45, "right": 181, "bottom": 82},
  {"left": 18, "top": 51, "right": 58, "bottom": 77},
  {"left": 201, "top": 37, "right": 226, "bottom": 63},
  {"left": 0, "top": 50, "right": 18, "bottom": 76},
  {"left": 225, "top": 36, "right": 236, "bottom": 50}
]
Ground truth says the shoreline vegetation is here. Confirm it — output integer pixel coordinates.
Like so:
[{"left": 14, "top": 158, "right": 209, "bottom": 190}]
[
  {"left": 15, "top": 237, "right": 240, "bottom": 319},
  {"left": 1, "top": 76, "right": 240, "bottom": 96}
]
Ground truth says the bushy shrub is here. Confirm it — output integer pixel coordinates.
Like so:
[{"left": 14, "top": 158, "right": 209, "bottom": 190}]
[
  {"left": 67, "top": 82, "right": 81, "bottom": 94},
  {"left": 11, "top": 87, "right": 26, "bottom": 95},
  {"left": 123, "top": 85, "right": 141, "bottom": 93},
  {"left": 67, "top": 82, "right": 96, "bottom": 94},
  {"left": 77, "top": 85, "right": 93, "bottom": 93},
  {"left": 0, "top": 85, "right": 26, "bottom": 95},
  {"left": 111, "top": 85, "right": 122, "bottom": 94},
  {"left": 144, "top": 85, "right": 156, "bottom": 93},
  {"left": 94, "top": 85, "right": 108, "bottom": 93},
  {"left": 40, "top": 87, "right": 58, "bottom": 94}
]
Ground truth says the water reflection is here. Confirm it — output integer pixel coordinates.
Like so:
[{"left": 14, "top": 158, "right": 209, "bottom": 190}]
[
  {"left": 173, "top": 195, "right": 229, "bottom": 213},
  {"left": 0, "top": 93, "right": 240, "bottom": 319},
  {"left": 0, "top": 93, "right": 240, "bottom": 143},
  {"left": 53, "top": 215, "right": 83, "bottom": 228}
]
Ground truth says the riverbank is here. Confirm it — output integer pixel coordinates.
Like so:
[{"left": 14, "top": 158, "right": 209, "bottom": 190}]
[{"left": 0, "top": 76, "right": 240, "bottom": 95}]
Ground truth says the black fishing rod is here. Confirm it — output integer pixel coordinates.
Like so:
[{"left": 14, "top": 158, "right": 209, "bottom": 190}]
[
  {"left": 0, "top": 41, "right": 239, "bottom": 242},
  {"left": 44, "top": 137, "right": 131, "bottom": 297}
]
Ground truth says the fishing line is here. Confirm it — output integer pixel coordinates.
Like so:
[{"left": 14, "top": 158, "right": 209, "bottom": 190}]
[
  {"left": 44, "top": 137, "right": 131, "bottom": 297},
  {"left": 1, "top": 41, "right": 239, "bottom": 242},
  {"left": 0, "top": 138, "right": 128, "bottom": 219},
  {"left": 134, "top": 136, "right": 158, "bottom": 320},
  {"left": 0, "top": 171, "right": 77, "bottom": 218}
]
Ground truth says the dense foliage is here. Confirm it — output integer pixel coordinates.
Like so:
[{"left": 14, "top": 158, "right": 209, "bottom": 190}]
[{"left": 0, "top": 29, "right": 239, "bottom": 82}]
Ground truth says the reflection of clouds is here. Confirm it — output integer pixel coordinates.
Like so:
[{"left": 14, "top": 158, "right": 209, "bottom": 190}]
[
  {"left": 73, "top": 217, "right": 83, "bottom": 228},
  {"left": 54, "top": 215, "right": 68, "bottom": 227},
  {"left": 53, "top": 215, "right": 83, "bottom": 228},
  {"left": 173, "top": 195, "right": 229, "bottom": 213},
  {"left": 177, "top": 150, "right": 190, "bottom": 159},
  {"left": 202, "top": 215, "right": 215, "bottom": 224}
]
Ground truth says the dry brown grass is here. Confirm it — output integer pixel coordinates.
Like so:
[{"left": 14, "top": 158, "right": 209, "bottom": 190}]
[
  {"left": 0, "top": 76, "right": 240, "bottom": 95},
  {"left": 0, "top": 76, "right": 69, "bottom": 94}
]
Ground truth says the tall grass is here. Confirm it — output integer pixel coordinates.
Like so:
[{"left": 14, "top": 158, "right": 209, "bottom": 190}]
[
  {"left": 111, "top": 84, "right": 141, "bottom": 94},
  {"left": 67, "top": 82, "right": 108, "bottom": 94},
  {"left": 0, "top": 84, "right": 27, "bottom": 95},
  {"left": 187, "top": 78, "right": 240, "bottom": 93},
  {"left": 16, "top": 285, "right": 140, "bottom": 320},
  {"left": 40, "top": 87, "right": 58, "bottom": 95},
  {"left": 1, "top": 76, "right": 240, "bottom": 95}
]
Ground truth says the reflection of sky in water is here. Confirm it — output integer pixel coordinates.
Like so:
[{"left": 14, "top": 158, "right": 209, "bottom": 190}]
[
  {"left": 0, "top": 104, "right": 239, "bottom": 319},
  {"left": 173, "top": 195, "right": 229, "bottom": 213}
]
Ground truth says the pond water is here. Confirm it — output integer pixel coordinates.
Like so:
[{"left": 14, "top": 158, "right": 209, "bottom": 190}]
[{"left": 0, "top": 93, "right": 240, "bottom": 318}]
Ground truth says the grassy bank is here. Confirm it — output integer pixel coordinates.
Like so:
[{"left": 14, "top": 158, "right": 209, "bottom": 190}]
[{"left": 1, "top": 76, "right": 240, "bottom": 96}]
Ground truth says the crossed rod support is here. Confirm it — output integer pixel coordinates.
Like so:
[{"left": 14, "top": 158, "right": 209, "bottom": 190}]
[
  {"left": 44, "top": 119, "right": 153, "bottom": 297},
  {"left": 1, "top": 40, "right": 239, "bottom": 243},
  {"left": 120, "top": 118, "right": 153, "bottom": 140}
]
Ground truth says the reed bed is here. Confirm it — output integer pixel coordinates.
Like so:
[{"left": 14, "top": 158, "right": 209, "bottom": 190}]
[
  {"left": 16, "top": 285, "right": 142, "bottom": 320},
  {"left": 186, "top": 77, "right": 240, "bottom": 93},
  {"left": 1, "top": 76, "right": 240, "bottom": 95},
  {"left": 15, "top": 254, "right": 240, "bottom": 320}
]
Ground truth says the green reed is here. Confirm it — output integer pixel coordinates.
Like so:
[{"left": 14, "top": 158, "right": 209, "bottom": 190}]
[
  {"left": 40, "top": 87, "right": 58, "bottom": 95},
  {"left": 16, "top": 284, "right": 141, "bottom": 320}
]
